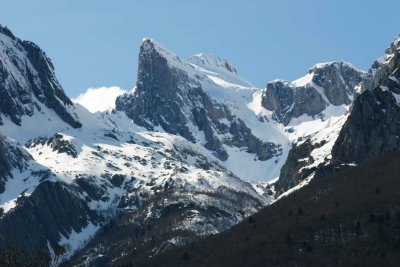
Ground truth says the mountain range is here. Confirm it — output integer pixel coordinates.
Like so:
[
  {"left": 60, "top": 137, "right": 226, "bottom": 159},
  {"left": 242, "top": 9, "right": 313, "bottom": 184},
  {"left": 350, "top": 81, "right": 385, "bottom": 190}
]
[{"left": 0, "top": 24, "right": 399, "bottom": 266}]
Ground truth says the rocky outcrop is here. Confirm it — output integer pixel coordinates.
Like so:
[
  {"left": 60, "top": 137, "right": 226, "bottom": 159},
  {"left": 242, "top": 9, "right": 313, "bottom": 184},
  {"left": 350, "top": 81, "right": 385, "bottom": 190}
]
[
  {"left": 26, "top": 133, "right": 79, "bottom": 158},
  {"left": 262, "top": 81, "right": 326, "bottom": 125},
  {"left": 116, "top": 39, "right": 278, "bottom": 161},
  {"left": 0, "top": 25, "right": 81, "bottom": 128},
  {"left": 0, "top": 134, "right": 31, "bottom": 193},
  {"left": 329, "top": 37, "right": 400, "bottom": 167},
  {"left": 272, "top": 63, "right": 365, "bottom": 193},
  {"left": 116, "top": 39, "right": 193, "bottom": 138},
  {"left": 331, "top": 87, "right": 400, "bottom": 165},
  {"left": 312, "top": 62, "right": 364, "bottom": 105},
  {"left": 187, "top": 53, "right": 239, "bottom": 75},
  {"left": 361, "top": 37, "right": 400, "bottom": 92},
  {"left": 262, "top": 62, "right": 364, "bottom": 125},
  {"left": 275, "top": 139, "right": 326, "bottom": 195},
  {"left": 275, "top": 37, "right": 400, "bottom": 195},
  {"left": 0, "top": 181, "right": 101, "bottom": 257}
]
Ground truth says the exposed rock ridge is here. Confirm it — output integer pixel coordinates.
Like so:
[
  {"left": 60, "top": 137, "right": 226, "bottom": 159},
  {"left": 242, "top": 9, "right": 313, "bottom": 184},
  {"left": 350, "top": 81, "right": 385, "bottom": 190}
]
[
  {"left": 0, "top": 25, "right": 81, "bottom": 128},
  {"left": 116, "top": 39, "right": 278, "bottom": 161}
]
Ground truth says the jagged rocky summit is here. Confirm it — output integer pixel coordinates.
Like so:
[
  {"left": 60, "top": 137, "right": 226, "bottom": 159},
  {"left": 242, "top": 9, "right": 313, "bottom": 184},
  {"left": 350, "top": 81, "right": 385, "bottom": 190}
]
[
  {"left": 275, "top": 36, "right": 400, "bottom": 194},
  {"left": 1, "top": 23, "right": 400, "bottom": 266},
  {"left": 0, "top": 25, "right": 81, "bottom": 128},
  {"left": 116, "top": 38, "right": 279, "bottom": 162}
]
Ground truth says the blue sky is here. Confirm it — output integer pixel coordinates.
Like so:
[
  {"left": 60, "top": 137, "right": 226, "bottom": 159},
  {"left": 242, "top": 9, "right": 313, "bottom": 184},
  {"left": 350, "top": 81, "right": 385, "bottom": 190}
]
[{"left": 0, "top": 0, "right": 399, "bottom": 97}]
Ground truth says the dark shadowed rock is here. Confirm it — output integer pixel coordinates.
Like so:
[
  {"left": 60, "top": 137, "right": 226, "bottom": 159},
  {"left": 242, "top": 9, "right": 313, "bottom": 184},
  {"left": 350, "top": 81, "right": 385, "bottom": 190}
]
[
  {"left": 0, "top": 134, "right": 31, "bottom": 193},
  {"left": 275, "top": 139, "right": 326, "bottom": 195},
  {"left": 0, "top": 181, "right": 101, "bottom": 257},
  {"left": 0, "top": 25, "right": 81, "bottom": 128},
  {"left": 329, "top": 37, "right": 400, "bottom": 168},
  {"left": 332, "top": 87, "right": 400, "bottom": 164}
]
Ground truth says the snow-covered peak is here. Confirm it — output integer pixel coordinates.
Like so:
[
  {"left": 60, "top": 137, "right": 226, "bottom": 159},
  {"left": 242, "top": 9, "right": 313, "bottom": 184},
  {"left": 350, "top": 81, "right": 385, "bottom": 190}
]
[
  {"left": 292, "top": 73, "right": 314, "bottom": 87},
  {"left": 310, "top": 61, "right": 361, "bottom": 72},
  {"left": 138, "top": 38, "right": 254, "bottom": 89},
  {"left": 188, "top": 53, "right": 238, "bottom": 74},
  {"left": 188, "top": 53, "right": 254, "bottom": 88},
  {"left": 270, "top": 62, "right": 362, "bottom": 89}
]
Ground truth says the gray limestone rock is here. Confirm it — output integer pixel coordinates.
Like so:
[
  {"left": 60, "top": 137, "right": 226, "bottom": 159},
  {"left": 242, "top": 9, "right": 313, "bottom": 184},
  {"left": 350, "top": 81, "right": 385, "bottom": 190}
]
[
  {"left": 275, "top": 139, "right": 325, "bottom": 195},
  {"left": 275, "top": 38, "right": 400, "bottom": 195},
  {"left": 0, "top": 134, "right": 31, "bottom": 193},
  {"left": 312, "top": 62, "right": 364, "bottom": 105},
  {"left": 262, "top": 62, "right": 365, "bottom": 125},
  {"left": 262, "top": 80, "right": 326, "bottom": 125},
  {"left": 116, "top": 39, "right": 277, "bottom": 161},
  {"left": 0, "top": 25, "right": 81, "bottom": 128}
]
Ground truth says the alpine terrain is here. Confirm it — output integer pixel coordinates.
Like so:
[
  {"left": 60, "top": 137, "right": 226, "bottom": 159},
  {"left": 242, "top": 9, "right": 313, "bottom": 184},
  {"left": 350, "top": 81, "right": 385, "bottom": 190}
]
[{"left": 0, "top": 23, "right": 399, "bottom": 266}]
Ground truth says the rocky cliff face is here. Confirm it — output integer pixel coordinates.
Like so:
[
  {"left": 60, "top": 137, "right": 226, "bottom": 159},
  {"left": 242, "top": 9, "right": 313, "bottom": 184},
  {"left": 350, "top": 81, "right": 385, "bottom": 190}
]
[
  {"left": 275, "top": 37, "right": 400, "bottom": 195},
  {"left": 0, "top": 181, "right": 101, "bottom": 257},
  {"left": 275, "top": 139, "right": 325, "bottom": 195},
  {"left": 0, "top": 25, "right": 81, "bottom": 128},
  {"left": 269, "top": 62, "right": 365, "bottom": 195},
  {"left": 312, "top": 62, "right": 364, "bottom": 105},
  {"left": 331, "top": 88, "right": 400, "bottom": 164},
  {"left": 262, "top": 62, "right": 364, "bottom": 125},
  {"left": 361, "top": 37, "right": 400, "bottom": 92},
  {"left": 187, "top": 53, "right": 239, "bottom": 75},
  {"left": 262, "top": 80, "right": 327, "bottom": 125},
  {"left": 116, "top": 39, "right": 278, "bottom": 162},
  {"left": 330, "top": 37, "right": 400, "bottom": 166},
  {"left": 0, "top": 134, "right": 31, "bottom": 194}
]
